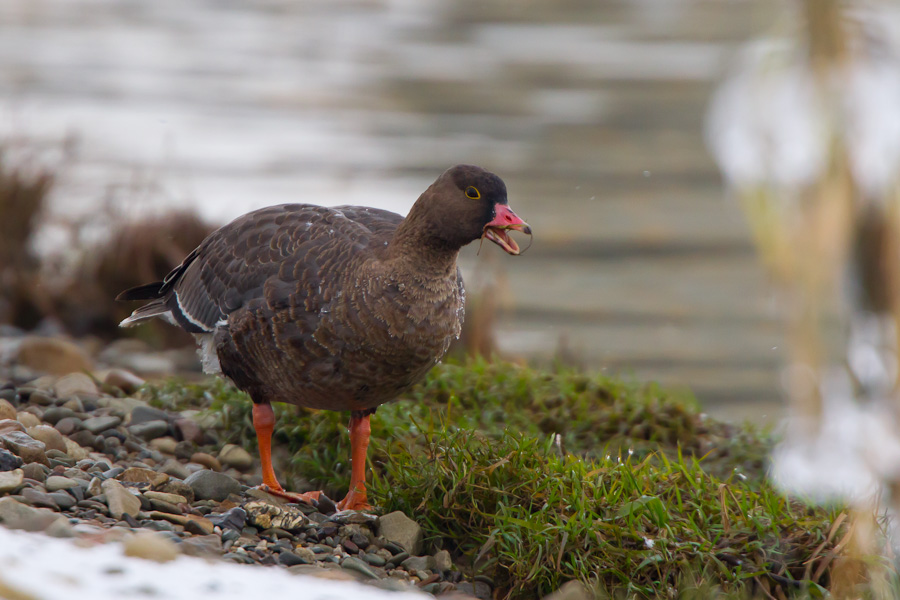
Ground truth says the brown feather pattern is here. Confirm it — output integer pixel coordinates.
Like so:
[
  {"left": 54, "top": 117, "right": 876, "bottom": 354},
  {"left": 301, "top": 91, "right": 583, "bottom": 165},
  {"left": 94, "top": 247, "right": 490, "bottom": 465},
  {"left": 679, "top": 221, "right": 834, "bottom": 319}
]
[{"left": 118, "top": 165, "right": 518, "bottom": 414}]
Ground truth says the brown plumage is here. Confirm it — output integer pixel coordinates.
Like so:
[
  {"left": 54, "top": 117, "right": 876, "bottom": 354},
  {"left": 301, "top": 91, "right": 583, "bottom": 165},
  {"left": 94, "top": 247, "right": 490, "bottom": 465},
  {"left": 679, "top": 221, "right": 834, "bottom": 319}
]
[{"left": 117, "top": 164, "right": 530, "bottom": 510}]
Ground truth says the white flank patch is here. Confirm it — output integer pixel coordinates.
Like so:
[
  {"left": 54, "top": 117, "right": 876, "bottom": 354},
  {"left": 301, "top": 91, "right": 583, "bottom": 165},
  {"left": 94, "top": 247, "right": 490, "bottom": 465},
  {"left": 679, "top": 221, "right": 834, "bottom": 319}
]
[
  {"left": 175, "top": 291, "right": 212, "bottom": 332},
  {"left": 193, "top": 333, "right": 221, "bottom": 375},
  {"left": 0, "top": 526, "right": 424, "bottom": 600}
]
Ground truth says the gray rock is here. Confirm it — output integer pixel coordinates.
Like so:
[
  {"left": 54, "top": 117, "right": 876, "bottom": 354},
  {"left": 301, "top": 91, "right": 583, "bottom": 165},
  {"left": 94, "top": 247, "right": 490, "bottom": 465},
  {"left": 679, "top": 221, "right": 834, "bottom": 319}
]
[
  {"left": 362, "top": 553, "right": 386, "bottom": 567},
  {"left": 0, "top": 398, "right": 15, "bottom": 420},
  {"left": 0, "top": 468, "right": 24, "bottom": 494},
  {"left": 434, "top": 549, "right": 452, "bottom": 572},
  {"left": 377, "top": 511, "right": 423, "bottom": 555},
  {"left": 53, "top": 373, "right": 98, "bottom": 399},
  {"left": 341, "top": 556, "right": 381, "bottom": 580},
  {"left": 54, "top": 417, "right": 82, "bottom": 436},
  {"left": 542, "top": 581, "right": 592, "bottom": 600},
  {"left": 81, "top": 416, "right": 122, "bottom": 434},
  {"left": 22, "top": 487, "right": 59, "bottom": 509},
  {"left": 26, "top": 425, "right": 67, "bottom": 452},
  {"left": 400, "top": 555, "right": 434, "bottom": 572},
  {"left": 0, "top": 448, "right": 22, "bottom": 471},
  {"left": 160, "top": 458, "right": 190, "bottom": 480},
  {"left": 184, "top": 469, "right": 241, "bottom": 501},
  {"left": 0, "top": 497, "right": 62, "bottom": 531},
  {"left": 0, "top": 431, "right": 48, "bottom": 465},
  {"left": 48, "top": 491, "right": 76, "bottom": 510},
  {"left": 279, "top": 550, "right": 313, "bottom": 566},
  {"left": 218, "top": 444, "right": 253, "bottom": 471},
  {"left": 21, "top": 462, "right": 47, "bottom": 482},
  {"left": 42, "top": 407, "right": 76, "bottom": 425},
  {"left": 102, "top": 478, "right": 141, "bottom": 519},
  {"left": 130, "top": 406, "right": 170, "bottom": 426},
  {"left": 103, "top": 369, "right": 145, "bottom": 394},
  {"left": 45, "top": 475, "right": 79, "bottom": 492},
  {"left": 44, "top": 516, "right": 76, "bottom": 538},
  {"left": 128, "top": 420, "right": 170, "bottom": 441}
]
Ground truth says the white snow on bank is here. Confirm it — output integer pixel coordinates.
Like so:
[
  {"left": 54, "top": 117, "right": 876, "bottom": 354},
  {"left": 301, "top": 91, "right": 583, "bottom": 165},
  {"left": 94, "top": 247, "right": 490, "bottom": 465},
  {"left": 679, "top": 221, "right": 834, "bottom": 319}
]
[{"left": 0, "top": 526, "right": 424, "bottom": 600}]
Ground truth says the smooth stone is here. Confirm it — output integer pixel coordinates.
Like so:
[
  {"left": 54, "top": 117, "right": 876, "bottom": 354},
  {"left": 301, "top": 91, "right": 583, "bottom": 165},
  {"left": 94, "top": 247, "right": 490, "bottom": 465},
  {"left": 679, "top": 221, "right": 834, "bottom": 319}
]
[
  {"left": 46, "top": 449, "right": 76, "bottom": 467},
  {"left": 218, "top": 444, "right": 253, "bottom": 471},
  {"left": 54, "top": 417, "right": 82, "bottom": 436},
  {"left": 184, "top": 469, "right": 241, "bottom": 502},
  {"left": 434, "top": 549, "right": 452, "bottom": 572},
  {"left": 0, "top": 431, "right": 48, "bottom": 465},
  {"left": 181, "top": 534, "right": 223, "bottom": 557},
  {"left": 0, "top": 398, "right": 15, "bottom": 420},
  {"left": 118, "top": 467, "right": 168, "bottom": 487},
  {"left": 61, "top": 397, "right": 85, "bottom": 412},
  {"left": 48, "top": 491, "right": 76, "bottom": 510},
  {"left": 362, "top": 553, "right": 386, "bottom": 567},
  {"left": 0, "top": 448, "right": 23, "bottom": 472},
  {"left": 149, "top": 437, "right": 178, "bottom": 455},
  {"left": 16, "top": 336, "right": 92, "bottom": 376},
  {"left": 45, "top": 475, "right": 79, "bottom": 492},
  {"left": 341, "top": 556, "right": 381, "bottom": 580},
  {"left": 102, "top": 478, "right": 141, "bottom": 519},
  {"left": 160, "top": 458, "right": 191, "bottom": 480},
  {"left": 26, "top": 425, "right": 67, "bottom": 452},
  {"left": 63, "top": 439, "right": 89, "bottom": 461},
  {"left": 123, "top": 530, "right": 180, "bottom": 563},
  {"left": 0, "top": 419, "right": 25, "bottom": 435},
  {"left": 16, "top": 412, "right": 41, "bottom": 429},
  {"left": 208, "top": 506, "right": 247, "bottom": 531},
  {"left": 148, "top": 498, "right": 182, "bottom": 515},
  {"left": 279, "top": 550, "right": 312, "bottom": 566},
  {"left": 0, "top": 497, "right": 63, "bottom": 531},
  {"left": 22, "top": 487, "right": 58, "bottom": 510},
  {"left": 42, "top": 407, "right": 76, "bottom": 425},
  {"left": 143, "top": 490, "right": 187, "bottom": 505},
  {"left": 53, "top": 373, "right": 98, "bottom": 399},
  {"left": 156, "top": 479, "right": 195, "bottom": 503},
  {"left": 0, "top": 468, "right": 24, "bottom": 494},
  {"left": 130, "top": 406, "right": 169, "bottom": 426},
  {"left": 189, "top": 452, "right": 222, "bottom": 472},
  {"left": 377, "top": 511, "right": 422, "bottom": 555},
  {"left": 128, "top": 420, "right": 170, "bottom": 441},
  {"left": 81, "top": 416, "right": 121, "bottom": 434},
  {"left": 21, "top": 463, "right": 47, "bottom": 482},
  {"left": 400, "top": 555, "right": 435, "bottom": 572},
  {"left": 26, "top": 391, "right": 55, "bottom": 406},
  {"left": 103, "top": 369, "right": 145, "bottom": 394},
  {"left": 44, "top": 516, "right": 76, "bottom": 538}
]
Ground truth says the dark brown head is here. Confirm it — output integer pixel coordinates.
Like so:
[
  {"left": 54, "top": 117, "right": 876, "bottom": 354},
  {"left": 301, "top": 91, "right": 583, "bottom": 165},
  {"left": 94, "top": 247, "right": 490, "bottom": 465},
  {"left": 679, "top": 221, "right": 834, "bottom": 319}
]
[{"left": 400, "top": 165, "right": 530, "bottom": 254}]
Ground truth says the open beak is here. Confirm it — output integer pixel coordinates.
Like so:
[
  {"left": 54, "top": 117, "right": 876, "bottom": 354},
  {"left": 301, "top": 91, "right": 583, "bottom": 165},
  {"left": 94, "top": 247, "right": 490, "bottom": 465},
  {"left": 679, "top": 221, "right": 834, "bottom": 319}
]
[{"left": 482, "top": 204, "right": 531, "bottom": 255}]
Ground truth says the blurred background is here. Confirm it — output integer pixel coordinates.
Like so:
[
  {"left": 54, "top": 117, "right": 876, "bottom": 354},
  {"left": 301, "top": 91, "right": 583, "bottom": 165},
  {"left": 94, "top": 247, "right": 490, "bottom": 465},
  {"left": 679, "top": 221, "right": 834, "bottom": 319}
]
[{"left": 0, "top": 0, "right": 889, "bottom": 426}]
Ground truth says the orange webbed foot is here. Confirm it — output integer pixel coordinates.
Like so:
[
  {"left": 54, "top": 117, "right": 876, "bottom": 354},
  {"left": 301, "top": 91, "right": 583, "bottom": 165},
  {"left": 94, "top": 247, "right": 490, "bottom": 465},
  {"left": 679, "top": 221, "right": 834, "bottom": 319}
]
[
  {"left": 257, "top": 484, "right": 323, "bottom": 505},
  {"left": 336, "top": 487, "right": 372, "bottom": 512}
]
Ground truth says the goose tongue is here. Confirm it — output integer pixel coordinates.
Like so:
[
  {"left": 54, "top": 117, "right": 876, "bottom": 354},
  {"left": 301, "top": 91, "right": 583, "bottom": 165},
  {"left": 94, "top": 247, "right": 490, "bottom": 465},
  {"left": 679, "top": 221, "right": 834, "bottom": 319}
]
[{"left": 483, "top": 204, "right": 531, "bottom": 255}]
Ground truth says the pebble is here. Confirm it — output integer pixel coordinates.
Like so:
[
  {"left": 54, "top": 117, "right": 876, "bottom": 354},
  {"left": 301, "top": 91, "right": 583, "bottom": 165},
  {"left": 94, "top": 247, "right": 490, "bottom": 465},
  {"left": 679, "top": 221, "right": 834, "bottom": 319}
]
[
  {"left": 378, "top": 511, "right": 423, "bottom": 555},
  {"left": 81, "top": 416, "right": 122, "bottom": 434},
  {"left": 118, "top": 467, "right": 169, "bottom": 487},
  {"left": 21, "top": 462, "right": 47, "bottom": 482},
  {"left": 218, "top": 444, "right": 253, "bottom": 471},
  {"left": 123, "top": 530, "right": 180, "bottom": 563},
  {"left": 103, "top": 369, "right": 146, "bottom": 394},
  {"left": 15, "top": 336, "right": 92, "bottom": 375},
  {"left": 362, "top": 553, "right": 387, "bottom": 567},
  {"left": 0, "top": 468, "right": 24, "bottom": 493},
  {"left": 48, "top": 490, "right": 77, "bottom": 510},
  {"left": 185, "top": 469, "right": 241, "bottom": 501},
  {"left": 26, "top": 425, "right": 67, "bottom": 452},
  {"left": 160, "top": 458, "right": 191, "bottom": 479},
  {"left": 102, "top": 478, "right": 142, "bottom": 519},
  {"left": 45, "top": 475, "right": 79, "bottom": 492},
  {"left": 53, "top": 373, "right": 99, "bottom": 398},
  {"left": 0, "top": 398, "right": 15, "bottom": 420},
  {"left": 341, "top": 556, "right": 381, "bottom": 580},
  {"left": 143, "top": 490, "right": 187, "bottom": 505},
  {"left": 190, "top": 452, "right": 222, "bottom": 472},
  {"left": 400, "top": 555, "right": 434, "bottom": 572},
  {"left": 54, "top": 417, "right": 82, "bottom": 436},
  {"left": 0, "top": 430, "right": 49, "bottom": 465},
  {"left": 434, "top": 549, "right": 453, "bottom": 572},
  {"left": 0, "top": 496, "right": 62, "bottom": 531},
  {"left": 0, "top": 448, "right": 23, "bottom": 471},
  {"left": 16, "top": 412, "right": 42, "bottom": 429},
  {"left": 0, "top": 419, "right": 25, "bottom": 435},
  {"left": 129, "top": 420, "right": 170, "bottom": 441}
]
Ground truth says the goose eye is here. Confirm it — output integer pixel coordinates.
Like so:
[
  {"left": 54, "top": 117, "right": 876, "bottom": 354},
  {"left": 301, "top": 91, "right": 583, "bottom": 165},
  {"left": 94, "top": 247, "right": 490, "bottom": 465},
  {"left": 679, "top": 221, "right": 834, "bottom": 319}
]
[{"left": 465, "top": 186, "right": 481, "bottom": 200}]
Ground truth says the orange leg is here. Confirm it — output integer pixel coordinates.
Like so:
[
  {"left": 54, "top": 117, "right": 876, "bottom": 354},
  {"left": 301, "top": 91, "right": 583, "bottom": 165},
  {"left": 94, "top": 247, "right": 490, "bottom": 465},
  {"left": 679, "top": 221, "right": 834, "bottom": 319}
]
[
  {"left": 252, "top": 402, "right": 321, "bottom": 505},
  {"left": 336, "top": 412, "right": 373, "bottom": 511}
]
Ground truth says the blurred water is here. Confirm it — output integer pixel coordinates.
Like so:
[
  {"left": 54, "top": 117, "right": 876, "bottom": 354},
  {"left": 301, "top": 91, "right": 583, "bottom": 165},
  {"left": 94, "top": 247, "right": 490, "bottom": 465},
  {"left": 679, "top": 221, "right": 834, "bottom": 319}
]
[{"left": 0, "top": 0, "right": 782, "bottom": 420}]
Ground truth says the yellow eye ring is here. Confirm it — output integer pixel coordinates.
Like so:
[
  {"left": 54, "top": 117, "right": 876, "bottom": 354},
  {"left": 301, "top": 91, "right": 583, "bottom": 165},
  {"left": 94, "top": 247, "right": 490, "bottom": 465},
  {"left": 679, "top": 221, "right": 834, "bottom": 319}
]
[{"left": 465, "top": 186, "right": 480, "bottom": 199}]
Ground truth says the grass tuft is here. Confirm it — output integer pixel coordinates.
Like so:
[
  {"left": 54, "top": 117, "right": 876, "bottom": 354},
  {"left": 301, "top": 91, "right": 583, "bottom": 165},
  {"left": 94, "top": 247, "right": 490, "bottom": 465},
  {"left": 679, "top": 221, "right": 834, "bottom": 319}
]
[{"left": 140, "top": 358, "right": 846, "bottom": 599}]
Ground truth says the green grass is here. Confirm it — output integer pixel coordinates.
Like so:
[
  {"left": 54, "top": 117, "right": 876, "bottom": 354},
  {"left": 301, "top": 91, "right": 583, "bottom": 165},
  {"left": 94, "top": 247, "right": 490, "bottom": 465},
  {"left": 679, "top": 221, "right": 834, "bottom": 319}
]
[{"left": 141, "top": 358, "right": 846, "bottom": 599}]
